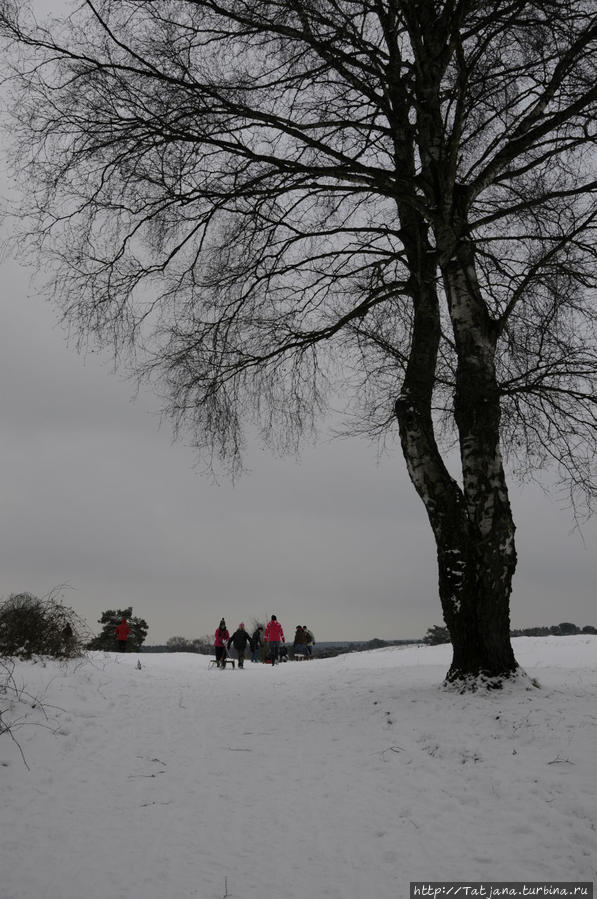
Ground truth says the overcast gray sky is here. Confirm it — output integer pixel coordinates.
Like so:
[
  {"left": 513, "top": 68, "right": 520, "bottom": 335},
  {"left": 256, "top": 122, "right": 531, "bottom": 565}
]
[
  {"left": 1, "top": 2, "right": 595, "bottom": 647},
  {"left": 2, "top": 246, "right": 595, "bottom": 645}
]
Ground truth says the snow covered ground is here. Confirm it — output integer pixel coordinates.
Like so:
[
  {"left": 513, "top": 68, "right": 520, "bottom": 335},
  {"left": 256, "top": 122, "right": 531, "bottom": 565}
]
[{"left": 1, "top": 636, "right": 595, "bottom": 899}]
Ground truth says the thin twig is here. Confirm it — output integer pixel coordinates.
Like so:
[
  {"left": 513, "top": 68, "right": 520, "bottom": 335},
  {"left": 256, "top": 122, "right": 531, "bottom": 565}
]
[{"left": 547, "top": 755, "right": 575, "bottom": 765}]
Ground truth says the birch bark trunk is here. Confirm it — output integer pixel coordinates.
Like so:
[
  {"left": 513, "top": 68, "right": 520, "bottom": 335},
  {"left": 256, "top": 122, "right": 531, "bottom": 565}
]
[{"left": 395, "top": 237, "right": 519, "bottom": 687}]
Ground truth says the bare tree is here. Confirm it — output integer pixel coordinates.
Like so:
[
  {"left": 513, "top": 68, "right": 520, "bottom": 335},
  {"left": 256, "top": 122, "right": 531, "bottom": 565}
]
[{"left": 1, "top": 0, "right": 596, "bottom": 687}]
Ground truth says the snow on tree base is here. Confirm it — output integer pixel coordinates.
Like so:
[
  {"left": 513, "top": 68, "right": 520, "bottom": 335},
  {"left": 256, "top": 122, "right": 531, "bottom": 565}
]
[{"left": 442, "top": 667, "right": 540, "bottom": 693}]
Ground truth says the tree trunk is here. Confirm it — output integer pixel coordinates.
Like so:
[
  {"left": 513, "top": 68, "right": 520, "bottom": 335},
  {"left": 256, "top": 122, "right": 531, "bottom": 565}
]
[
  {"left": 446, "top": 243, "right": 519, "bottom": 684},
  {"left": 395, "top": 241, "right": 520, "bottom": 688}
]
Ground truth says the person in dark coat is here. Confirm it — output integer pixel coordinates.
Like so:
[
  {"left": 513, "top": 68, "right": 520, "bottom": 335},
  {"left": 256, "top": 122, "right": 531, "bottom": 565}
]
[
  {"left": 293, "top": 625, "right": 307, "bottom": 659},
  {"left": 303, "top": 626, "right": 315, "bottom": 658},
  {"left": 214, "top": 618, "right": 230, "bottom": 668},
  {"left": 250, "top": 626, "right": 263, "bottom": 662},
  {"left": 227, "top": 622, "right": 252, "bottom": 668},
  {"left": 62, "top": 622, "right": 75, "bottom": 656}
]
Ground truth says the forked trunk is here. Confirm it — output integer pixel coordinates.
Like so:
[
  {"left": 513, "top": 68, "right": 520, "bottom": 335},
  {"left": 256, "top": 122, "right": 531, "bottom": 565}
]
[
  {"left": 396, "top": 389, "right": 520, "bottom": 687},
  {"left": 395, "top": 244, "right": 520, "bottom": 689}
]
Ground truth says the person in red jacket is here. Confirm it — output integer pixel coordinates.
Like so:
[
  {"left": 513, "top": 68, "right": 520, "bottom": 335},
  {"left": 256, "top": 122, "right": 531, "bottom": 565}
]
[
  {"left": 214, "top": 618, "right": 230, "bottom": 668},
  {"left": 114, "top": 618, "right": 130, "bottom": 652},
  {"left": 264, "top": 615, "right": 285, "bottom": 666}
]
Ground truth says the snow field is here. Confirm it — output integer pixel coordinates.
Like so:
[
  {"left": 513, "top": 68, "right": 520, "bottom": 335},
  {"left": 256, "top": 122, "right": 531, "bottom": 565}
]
[{"left": 1, "top": 636, "right": 596, "bottom": 899}]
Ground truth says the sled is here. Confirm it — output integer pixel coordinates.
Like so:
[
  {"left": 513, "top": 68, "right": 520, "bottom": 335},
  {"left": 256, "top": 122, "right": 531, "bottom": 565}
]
[
  {"left": 294, "top": 653, "right": 306, "bottom": 661},
  {"left": 208, "top": 658, "right": 235, "bottom": 669}
]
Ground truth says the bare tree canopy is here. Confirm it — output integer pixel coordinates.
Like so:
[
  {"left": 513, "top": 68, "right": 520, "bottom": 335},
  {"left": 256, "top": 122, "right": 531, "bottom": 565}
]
[{"left": 1, "top": 0, "right": 596, "bottom": 687}]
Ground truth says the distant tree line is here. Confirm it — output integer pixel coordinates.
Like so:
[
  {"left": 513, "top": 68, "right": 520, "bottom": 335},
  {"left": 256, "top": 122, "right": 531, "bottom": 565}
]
[
  {"left": 510, "top": 622, "right": 597, "bottom": 637},
  {"left": 141, "top": 636, "right": 418, "bottom": 658},
  {"left": 164, "top": 636, "right": 213, "bottom": 655},
  {"left": 425, "top": 622, "right": 597, "bottom": 645},
  {"left": 311, "top": 638, "right": 416, "bottom": 659}
]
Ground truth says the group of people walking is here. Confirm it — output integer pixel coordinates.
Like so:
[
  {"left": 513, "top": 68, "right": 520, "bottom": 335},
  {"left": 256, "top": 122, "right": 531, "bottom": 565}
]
[{"left": 213, "top": 616, "right": 314, "bottom": 668}]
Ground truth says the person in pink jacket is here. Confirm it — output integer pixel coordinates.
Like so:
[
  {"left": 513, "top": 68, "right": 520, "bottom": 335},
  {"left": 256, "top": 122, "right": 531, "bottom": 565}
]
[
  {"left": 214, "top": 618, "right": 230, "bottom": 668},
  {"left": 264, "top": 615, "right": 285, "bottom": 666}
]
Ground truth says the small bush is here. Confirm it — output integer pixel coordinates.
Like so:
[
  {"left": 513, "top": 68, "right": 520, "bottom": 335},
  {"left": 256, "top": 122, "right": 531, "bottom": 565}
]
[{"left": 0, "top": 589, "right": 86, "bottom": 659}]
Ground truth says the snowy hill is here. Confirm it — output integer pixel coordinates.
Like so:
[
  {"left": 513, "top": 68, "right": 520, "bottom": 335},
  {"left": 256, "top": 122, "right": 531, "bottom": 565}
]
[{"left": 1, "top": 636, "right": 595, "bottom": 899}]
